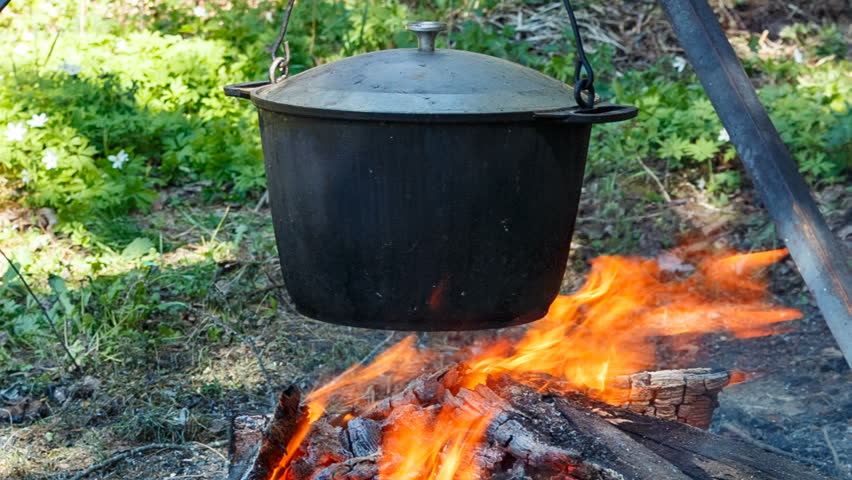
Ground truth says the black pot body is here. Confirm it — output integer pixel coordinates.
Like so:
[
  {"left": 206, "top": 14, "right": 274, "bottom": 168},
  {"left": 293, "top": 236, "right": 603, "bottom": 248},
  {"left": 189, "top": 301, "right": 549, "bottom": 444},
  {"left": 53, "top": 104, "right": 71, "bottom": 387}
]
[{"left": 258, "top": 110, "right": 591, "bottom": 331}]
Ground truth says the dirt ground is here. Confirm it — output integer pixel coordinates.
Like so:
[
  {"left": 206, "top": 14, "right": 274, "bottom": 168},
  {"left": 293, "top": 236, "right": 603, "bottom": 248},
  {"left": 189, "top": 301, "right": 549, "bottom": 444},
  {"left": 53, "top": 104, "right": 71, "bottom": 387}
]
[{"left": 711, "top": 307, "right": 852, "bottom": 480}]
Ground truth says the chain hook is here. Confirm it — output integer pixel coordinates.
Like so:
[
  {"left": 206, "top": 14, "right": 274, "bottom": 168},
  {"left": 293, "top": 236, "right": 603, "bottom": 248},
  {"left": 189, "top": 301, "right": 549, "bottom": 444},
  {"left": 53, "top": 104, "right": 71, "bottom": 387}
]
[
  {"left": 561, "top": 0, "right": 596, "bottom": 109},
  {"left": 269, "top": 42, "right": 291, "bottom": 83},
  {"left": 269, "top": 0, "right": 296, "bottom": 83}
]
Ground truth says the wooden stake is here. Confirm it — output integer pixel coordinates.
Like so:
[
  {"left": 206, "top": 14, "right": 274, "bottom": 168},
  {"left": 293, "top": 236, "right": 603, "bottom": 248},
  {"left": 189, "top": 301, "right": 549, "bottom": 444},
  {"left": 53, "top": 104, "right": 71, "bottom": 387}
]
[{"left": 658, "top": 0, "right": 852, "bottom": 367}]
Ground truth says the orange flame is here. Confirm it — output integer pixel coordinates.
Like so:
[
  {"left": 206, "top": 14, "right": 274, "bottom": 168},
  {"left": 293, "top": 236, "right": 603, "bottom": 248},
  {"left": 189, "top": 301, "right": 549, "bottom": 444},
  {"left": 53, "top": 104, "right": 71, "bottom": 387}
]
[
  {"left": 305, "top": 335, "right": 433, "bottom": 408},
  {"left": 460, "top": 249, "right": 800, "bottom": 400},
  {"left": 380, "top": 402, "right": 493, "bottom": 480},
  {"left": 271, "top": 247, "right": 801, "bottom": 478},
  {"left": 727, "top": 369, "right": 753, "bottom": 386},
  {"left": 269, "top": 336, "right": 434, "bottom": 479},
  {"left": 269, "top": 404, "right": 325, "bottom": 480}
]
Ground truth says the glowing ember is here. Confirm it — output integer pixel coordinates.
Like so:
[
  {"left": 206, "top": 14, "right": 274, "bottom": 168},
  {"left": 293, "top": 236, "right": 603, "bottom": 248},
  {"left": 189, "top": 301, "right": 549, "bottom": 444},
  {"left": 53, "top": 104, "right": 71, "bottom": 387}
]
[{"left": 270, "top": 247, "right": 801, "bottom": 479}]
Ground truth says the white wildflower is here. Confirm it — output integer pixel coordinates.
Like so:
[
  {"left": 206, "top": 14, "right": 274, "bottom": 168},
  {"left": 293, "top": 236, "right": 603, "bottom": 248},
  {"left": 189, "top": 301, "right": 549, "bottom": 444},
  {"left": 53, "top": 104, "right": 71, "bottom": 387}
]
[
  {"left": 109, "top": 149, "right": 130, "bottom": 169},
  {"left": 116, "top": 39, "right": 128, "bottom": 52},
  {"left": 58, "top": 62, "right": 81, "bottom": 75},
  {"left": 193, "top": 6, "right": 207, "bottom": 17},
  {"left": 13, "top": 43, "right": 30, "bottom": 56},
  {"left": 42, "top": 149, "right": 59, "bottom": 170},
  {"left": 671, "top": 56, "right": 688, "bottom": 73},
  {"left": 27, "top": 113, "right": 48, "bottom": 128},
  {"left": 5, "top": 123, "right": 27, "bottom": 142},
  {"left": 717, "top": 128, "right": 730, "bottom": 142},
  {"left": 264, "top": 11, "right": 274, "bottom": 22},
  {"left": 21, "top": 169, "right": 30, "bottom": 184},
  {"left": 793, "top": 48, "right": 804, "bottom": 64},
  {"left": 22, "top": 32, "right": 35, "bottom": 42}
]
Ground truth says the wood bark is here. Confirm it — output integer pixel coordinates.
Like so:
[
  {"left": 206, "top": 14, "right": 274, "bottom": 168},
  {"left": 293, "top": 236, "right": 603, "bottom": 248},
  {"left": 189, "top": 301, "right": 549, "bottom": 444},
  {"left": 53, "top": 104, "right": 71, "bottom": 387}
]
[{"left": 228, "top": 371, "right": 828, "bottom": 480}]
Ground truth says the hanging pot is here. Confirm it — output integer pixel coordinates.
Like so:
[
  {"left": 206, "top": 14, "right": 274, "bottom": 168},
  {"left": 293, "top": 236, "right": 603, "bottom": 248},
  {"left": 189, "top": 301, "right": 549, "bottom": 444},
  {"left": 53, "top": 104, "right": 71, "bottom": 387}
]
[{"left": 225, "top": 20, "right": 637, "bottom": 331}]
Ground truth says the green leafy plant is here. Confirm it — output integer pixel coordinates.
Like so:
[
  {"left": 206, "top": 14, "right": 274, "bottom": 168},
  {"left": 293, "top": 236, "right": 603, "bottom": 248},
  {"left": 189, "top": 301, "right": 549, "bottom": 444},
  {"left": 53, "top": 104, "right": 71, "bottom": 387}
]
[{"left": 590, "top": 49, "right": 849, "bottom": 196}]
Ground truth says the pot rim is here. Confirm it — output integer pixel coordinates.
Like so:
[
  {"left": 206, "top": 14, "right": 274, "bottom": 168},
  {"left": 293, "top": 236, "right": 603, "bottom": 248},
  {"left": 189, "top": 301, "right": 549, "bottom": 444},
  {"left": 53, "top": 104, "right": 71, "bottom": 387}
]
[{"left": 251, "top": 93, "right": 637, "bottom": 124}]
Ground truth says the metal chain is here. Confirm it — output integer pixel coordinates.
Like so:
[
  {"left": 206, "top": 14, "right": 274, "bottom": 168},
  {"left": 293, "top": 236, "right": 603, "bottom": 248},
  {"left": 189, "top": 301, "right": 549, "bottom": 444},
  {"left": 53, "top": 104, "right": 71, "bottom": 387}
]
[
  {"left": 560, "top": 0, "right": 596, "bottom": 109},
  {"left": 269, "top": 0, "right": 297, "bottom": 83}
]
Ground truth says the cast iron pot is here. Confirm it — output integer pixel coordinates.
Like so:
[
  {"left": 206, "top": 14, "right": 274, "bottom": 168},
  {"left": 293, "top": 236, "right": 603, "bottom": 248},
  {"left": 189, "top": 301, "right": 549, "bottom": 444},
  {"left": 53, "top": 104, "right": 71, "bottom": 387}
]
[{"left": 225, "top": 22, "right": 637, "bottom": 331}]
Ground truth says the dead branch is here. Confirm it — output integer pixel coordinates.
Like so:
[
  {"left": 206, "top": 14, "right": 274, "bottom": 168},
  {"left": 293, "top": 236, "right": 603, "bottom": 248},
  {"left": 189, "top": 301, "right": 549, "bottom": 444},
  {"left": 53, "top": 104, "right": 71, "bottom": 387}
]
[{"left": 68, "top": 442, "right": 225, "bottom": 480}]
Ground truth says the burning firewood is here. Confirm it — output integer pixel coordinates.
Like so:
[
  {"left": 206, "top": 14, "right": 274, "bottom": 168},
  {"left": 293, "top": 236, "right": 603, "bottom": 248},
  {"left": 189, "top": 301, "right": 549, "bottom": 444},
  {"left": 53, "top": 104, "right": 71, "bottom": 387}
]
[{"left": 229, "top": 373, "right": 828, "bottom": 480}]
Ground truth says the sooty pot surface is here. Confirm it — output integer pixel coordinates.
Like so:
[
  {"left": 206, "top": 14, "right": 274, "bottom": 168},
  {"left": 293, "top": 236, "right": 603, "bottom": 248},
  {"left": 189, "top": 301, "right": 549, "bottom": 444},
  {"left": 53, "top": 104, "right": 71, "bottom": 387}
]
[{"left": 260, "top": 113, "right": 592, "bottom": 330}]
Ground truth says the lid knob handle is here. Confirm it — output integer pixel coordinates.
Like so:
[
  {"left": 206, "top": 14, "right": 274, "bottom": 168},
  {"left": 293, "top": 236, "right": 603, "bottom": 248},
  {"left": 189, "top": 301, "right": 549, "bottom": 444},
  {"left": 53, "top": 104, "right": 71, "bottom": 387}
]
[{"left": 406, "top": 21, "right": 447, "bottom": 52}]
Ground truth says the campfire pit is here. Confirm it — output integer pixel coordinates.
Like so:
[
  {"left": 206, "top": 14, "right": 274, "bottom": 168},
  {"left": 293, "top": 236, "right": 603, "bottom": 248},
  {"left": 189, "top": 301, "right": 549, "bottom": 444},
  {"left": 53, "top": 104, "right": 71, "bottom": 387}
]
[
  {"left": 230, "top": 373, "right": 826, "bottom": 480},
  {"left": 226, "top": 246, "right": 829, "bottom": 480}
]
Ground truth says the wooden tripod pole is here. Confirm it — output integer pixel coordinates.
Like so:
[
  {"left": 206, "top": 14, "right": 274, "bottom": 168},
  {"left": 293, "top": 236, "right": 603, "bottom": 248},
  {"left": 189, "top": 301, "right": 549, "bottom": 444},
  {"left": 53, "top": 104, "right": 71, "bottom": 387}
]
[{"left": 658, "top": 0, "right": 852, "bottom": 367}]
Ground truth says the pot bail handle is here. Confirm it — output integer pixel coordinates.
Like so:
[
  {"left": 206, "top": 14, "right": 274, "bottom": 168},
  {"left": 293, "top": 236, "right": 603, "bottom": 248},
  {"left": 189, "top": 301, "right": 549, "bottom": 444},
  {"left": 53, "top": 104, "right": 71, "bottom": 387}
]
[
  {"left": 406, "top": 21, "right": 447, "bottom": 52},
  {"left": 560, "top": 0, "right": 596, "bottom": 109},
  {"left": 269, "top": 0, "right": 296, "bottom": 83}
]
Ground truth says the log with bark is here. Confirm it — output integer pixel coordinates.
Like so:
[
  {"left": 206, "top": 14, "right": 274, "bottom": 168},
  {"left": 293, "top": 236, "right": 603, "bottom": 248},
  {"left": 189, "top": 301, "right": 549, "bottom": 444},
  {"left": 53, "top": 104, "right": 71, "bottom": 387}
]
[{"left": 229, "top": 369, "right": 828, "bottom": 480}]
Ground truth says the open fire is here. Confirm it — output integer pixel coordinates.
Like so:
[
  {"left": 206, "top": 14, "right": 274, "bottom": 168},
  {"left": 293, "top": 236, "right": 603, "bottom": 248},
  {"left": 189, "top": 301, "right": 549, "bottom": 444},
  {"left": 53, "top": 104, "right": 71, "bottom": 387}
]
[{"left": 249, "top": 244, "right": 803, "bottom": 480}]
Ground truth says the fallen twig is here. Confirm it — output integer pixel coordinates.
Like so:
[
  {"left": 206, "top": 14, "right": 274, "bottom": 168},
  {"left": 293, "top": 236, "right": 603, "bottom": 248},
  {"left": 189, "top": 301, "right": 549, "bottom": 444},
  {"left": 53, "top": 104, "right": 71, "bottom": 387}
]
[
  {"left": 820, "top": 426, "right": 843, "bottom": 477},
  {"left": 247, "top": 283, "right": 287, "bottom": 299},
  {"left": 254, "top": 190, "right": 269, "bottom": 212},
  {"left": 0, "top": 247, "right": 83, "bottom": 373},
  {"left": 636, "top": 156, "right": 672, "bottom": 203},
  {"left": 68, "top": 441, "right": 225, "bottom": 480},
  {"left": 193, "top": 440, "right": 230, "bottom": 463},
  {"left": 68, "top": 443, "right": 190, "bottom": 480}
]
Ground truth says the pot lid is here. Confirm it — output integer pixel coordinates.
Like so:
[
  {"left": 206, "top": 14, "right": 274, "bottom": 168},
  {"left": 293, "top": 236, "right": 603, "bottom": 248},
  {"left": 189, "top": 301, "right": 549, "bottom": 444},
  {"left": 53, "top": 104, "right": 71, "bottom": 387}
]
[{"left": 251, "top": 21, "right": 579, "bottom": 121}]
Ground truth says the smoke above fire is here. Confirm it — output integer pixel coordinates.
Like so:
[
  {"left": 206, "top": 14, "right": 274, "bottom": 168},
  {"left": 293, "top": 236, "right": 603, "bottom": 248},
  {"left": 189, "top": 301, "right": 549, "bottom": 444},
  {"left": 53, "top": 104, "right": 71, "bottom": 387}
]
[{"left": 268, "top": 245, "right": 801, "bottom": 480}]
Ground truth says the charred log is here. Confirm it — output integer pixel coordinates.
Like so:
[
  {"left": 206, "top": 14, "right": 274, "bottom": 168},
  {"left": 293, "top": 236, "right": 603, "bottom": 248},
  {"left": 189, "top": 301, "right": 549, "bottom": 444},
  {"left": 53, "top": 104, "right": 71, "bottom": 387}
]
[
  {"left": 230, "top": 414, "right": 268, "bottom": 479},
  {"left": 287, "top": 416, "right": 353, "bottom": 480},
  {"left": 564, "top": 390, "right": 829, "bottom": 480},
  {"left": 343, "top": 418, "right": 382, "bottom": 457},
  {"left": 486, "top": 378, "right": 692, "bottom": 480},
  {"left": 310, "top": 455, "right": 380, "bottom": 480},
  {"left": 228, "top": 386, "right": 303, "bottom": 480}
]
